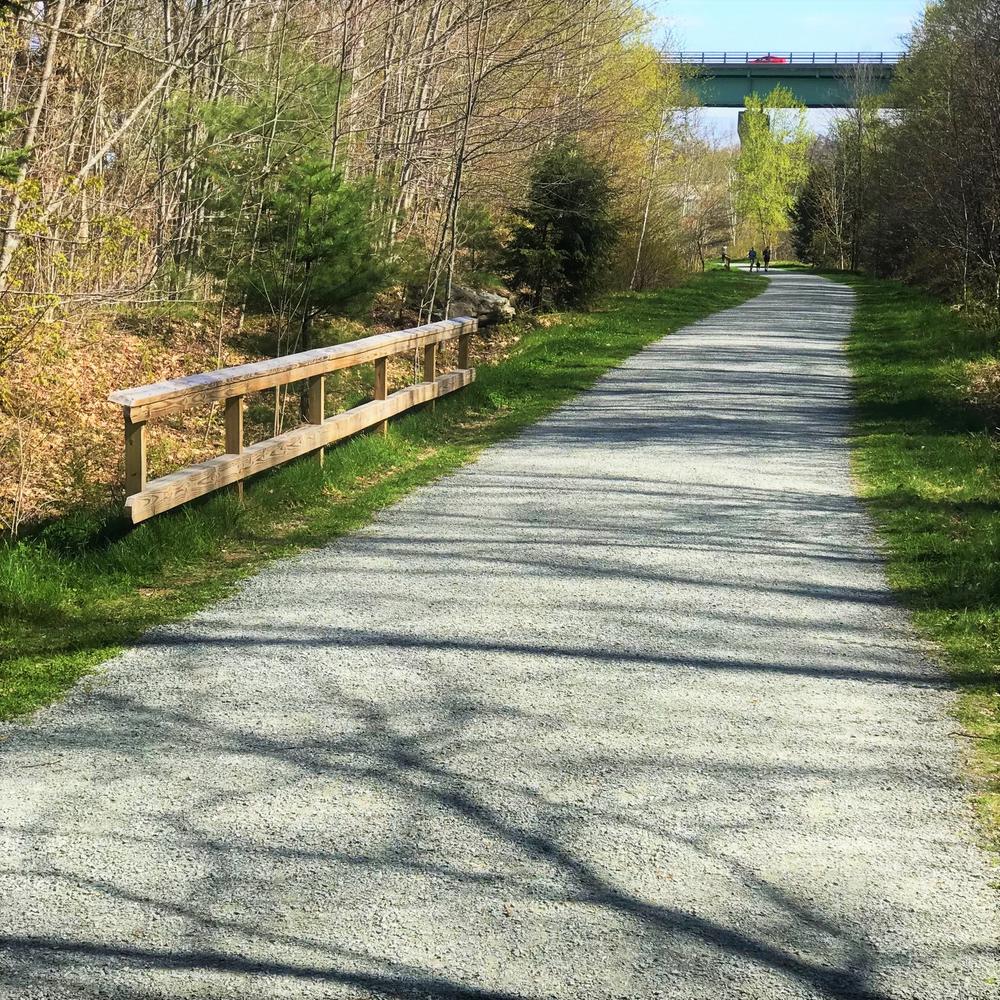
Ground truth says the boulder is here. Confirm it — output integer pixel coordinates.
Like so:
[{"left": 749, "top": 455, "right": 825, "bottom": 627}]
[{"left": 448, "top": 286, "right": 515, "bottom": 325}]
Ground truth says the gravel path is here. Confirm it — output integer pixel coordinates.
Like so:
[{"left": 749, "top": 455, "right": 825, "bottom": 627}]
[{"left": 1, "top": 271, "right": 997, "bottom": 1000}]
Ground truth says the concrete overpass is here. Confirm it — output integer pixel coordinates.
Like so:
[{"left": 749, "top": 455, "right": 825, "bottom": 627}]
[{"left": 667, "top": 52, "right": 901, "bottom": 108}]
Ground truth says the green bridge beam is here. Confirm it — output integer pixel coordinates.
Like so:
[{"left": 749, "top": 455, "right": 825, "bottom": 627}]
[{"left": 668, "top": 54, "right": 899, "bottom": 108}]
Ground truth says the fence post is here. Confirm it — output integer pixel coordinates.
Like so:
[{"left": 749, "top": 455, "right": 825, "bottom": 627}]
[
  {"left": 124, "top": 410, "right": 146, "bottom": 499},
  {"left": 458, "top": 331, "right": 471, "bottom": 370},
  {"left": 424, "top": 341, "right": 437, "bottom": 412},
  {"left": 305, "top": 375, "right": 325, "bottom": 466},
  {"left": 225, "top": 395, "right": 244, "bottom": 500},
  {"left": 423, "top": 343, "right": 437, "bottom": 382},
  {"left": 374, "top": 356, "right": 388, "bottom": 436}
]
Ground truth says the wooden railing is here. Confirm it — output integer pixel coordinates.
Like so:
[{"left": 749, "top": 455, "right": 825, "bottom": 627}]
[{"left": 109, "top": 316, "right": 478, "bottom": 525}]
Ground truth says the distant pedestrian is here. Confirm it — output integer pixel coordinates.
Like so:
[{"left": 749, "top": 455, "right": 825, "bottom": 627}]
[
  {"left": 748, "top": 247, "right": 758, "bottom": 271},
  {"left": 721, "top": 245, "right": 730, "bottom": 270},
  {"left": 763, "top": 247, "right": 771, "bottom": 272}
]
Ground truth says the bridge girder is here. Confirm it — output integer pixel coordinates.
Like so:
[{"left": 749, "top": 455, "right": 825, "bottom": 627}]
[{"left": 674, "top": 60, "right": 897, "bottom": 109}]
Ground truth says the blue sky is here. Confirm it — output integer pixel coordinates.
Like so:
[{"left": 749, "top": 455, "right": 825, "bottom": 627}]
[{"left": 649, "top": 0, "right": 928, "bottom": 142}]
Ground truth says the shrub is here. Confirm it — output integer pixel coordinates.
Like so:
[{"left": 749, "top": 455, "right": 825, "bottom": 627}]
[{"left": 505, "top": 141, "right": 617, "bottom": 310}]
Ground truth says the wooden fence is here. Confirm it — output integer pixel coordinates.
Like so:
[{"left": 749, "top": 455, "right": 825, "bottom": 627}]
[{"left": 108, "top": 316, "right": 478, "bottom": 525}]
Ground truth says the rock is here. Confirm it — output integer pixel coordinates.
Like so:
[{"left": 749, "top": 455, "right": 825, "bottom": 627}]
[{"left": 448, "top": 286, "right": 515, "bottom": 324}]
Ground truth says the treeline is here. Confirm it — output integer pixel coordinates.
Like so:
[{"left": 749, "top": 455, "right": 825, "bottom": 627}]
[
  {"left": 793, "top": 0, "right": 1000, "bottom": 313},
  {"left": 0, "top": 0, "right": 738, "bottom": 532},
  {"left": 0, "top": 0, "right": 707, "bottom": 348}
]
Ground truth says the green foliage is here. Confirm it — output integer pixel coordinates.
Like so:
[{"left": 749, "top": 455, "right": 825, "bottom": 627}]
[
  {"left": 790, "top": 157, "right": 826, "bottom": 265},
  {"left": 506, "top": 141, "right": 618, "bottom": 309},
  {"left": 188, "top": 53, "right": 386, "bottom": 340},
  {"left": 0, "top": 108, "right": 27, "bottom": 183},
  {"left": 792, "top": 95, "right": 886, "bottom": 271},
  {"left": 843, "top": 272, "right": 1000, "bottom": 846},
  {"left": 220, "top": 156, "right": 386, "bottom": 335},
  {"left": 189, "top": 52, "right": 343, "bottom": 173},
  {"left": 734, "top": 87, "right": 810, "bottom": 248},
  {"left": 456, "top": 202, "right": 506, "bottom": 286},
  {"left": 0, "top": 271, "right": 763, "bottom": 719}
]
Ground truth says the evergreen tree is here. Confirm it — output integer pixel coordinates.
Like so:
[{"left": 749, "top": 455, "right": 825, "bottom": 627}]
[
  {"left": 191, "top": 56, "right": 387, "bottom": 347},
  {"left": 0, "top": 111, "right": 28, "bottom": 183},
  {"left": 0, "top": 4, "right": 28, "bottom": 179},
  {"left": 506, "top": 141, "right": 617, "bottom": 310},
  {"left": 790, "top": 160, "right": 827, "bottom": 266},
  {"left": 229, "top": 156, "right": 387, "bottom": 345}
]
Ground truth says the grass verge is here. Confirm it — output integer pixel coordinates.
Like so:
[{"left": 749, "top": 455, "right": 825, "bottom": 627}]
[
  {"left": 845, "top": 274, "right": 1000, "bottom": 848},
  {"left": 1, "top": 271, "right": 764, "bottom": 720}
]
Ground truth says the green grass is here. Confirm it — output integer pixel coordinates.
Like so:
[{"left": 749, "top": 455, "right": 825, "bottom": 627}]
[
  {"left": 844, "top": 274, "right": 1000, "bottom": 847},
  {"left": 769, "top": 261, "right": 816, "bottom": 270},
  {"left": 0, "top": 271, "right": 764, "bottom": 720}
]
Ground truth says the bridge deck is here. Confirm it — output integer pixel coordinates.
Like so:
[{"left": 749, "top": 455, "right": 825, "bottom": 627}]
[{"left": 668, "top": 52, "right": 900, "bottom": 107}]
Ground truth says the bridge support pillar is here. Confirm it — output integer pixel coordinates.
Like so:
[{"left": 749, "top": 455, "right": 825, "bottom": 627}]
[{"left": 737, "top": 108, "right": 772, "bottom": 146}]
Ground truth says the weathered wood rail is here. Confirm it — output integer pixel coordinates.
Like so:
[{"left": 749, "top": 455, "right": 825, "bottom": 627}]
[{"left": 109, "top": 316, "right": 478, "bottom": 525}]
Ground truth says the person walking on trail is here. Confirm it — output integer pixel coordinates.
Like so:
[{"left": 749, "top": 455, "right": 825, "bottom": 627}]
[
  {"left": 748, "top": 247, "right": 758, "bottom": 271},
  {"left": 763, "top": 247, "right": 771, "bottom": 272},
  {"left": 721, "top": 245, "right": 731, "bottom": 270}
]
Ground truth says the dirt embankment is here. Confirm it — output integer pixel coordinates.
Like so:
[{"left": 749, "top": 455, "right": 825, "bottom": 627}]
[{"left": 1, "top": 313, "right": 250, "bottom": 532}]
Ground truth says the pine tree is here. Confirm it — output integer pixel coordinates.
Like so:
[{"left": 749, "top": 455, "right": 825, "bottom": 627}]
[
  {"left": 506, "top": 141, "right": 617, "bottom": 310},
  {"left": 207, "top": 155, "right": 386, "bottom": 347},
  {"left": 0, "top": 2, "right": 29, "bottom": 179},
  {"left": 0, "top": 111, "right": 28, "bottom": 183}
]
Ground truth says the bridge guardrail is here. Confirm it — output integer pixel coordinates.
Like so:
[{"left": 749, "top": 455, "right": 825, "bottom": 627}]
[
  {"left": 109, "top": 317, "right": 478, "bottom": 524},
  {"left": 665, "top": 52, "right": 903, "bottom": 65}
]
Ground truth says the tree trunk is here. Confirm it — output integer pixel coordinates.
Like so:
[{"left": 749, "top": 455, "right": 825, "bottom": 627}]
[{"left": 0, "top": 0, "right": 68, "bottom": 292}]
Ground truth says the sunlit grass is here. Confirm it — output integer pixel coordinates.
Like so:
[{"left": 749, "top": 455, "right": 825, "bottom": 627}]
[
  {"left": 1, "top": 271, "right": 765, "bottom": 719},
  {"left": 843, "top": 274, "right": 1000, "bottom": 849}
]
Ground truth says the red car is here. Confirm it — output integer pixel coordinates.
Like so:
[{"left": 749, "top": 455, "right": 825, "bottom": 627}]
[{"left": 749, "top": 55, "right": 789, "bottom": 63}]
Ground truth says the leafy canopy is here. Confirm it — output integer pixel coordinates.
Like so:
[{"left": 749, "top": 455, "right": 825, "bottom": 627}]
[{"left": 734, "top": 86, "right": 810, "bottom": 248}]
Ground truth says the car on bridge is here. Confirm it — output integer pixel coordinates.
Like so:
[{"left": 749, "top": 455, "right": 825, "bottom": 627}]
[{"left": 749, "top": 54, "right": 789, "bottom": 63}]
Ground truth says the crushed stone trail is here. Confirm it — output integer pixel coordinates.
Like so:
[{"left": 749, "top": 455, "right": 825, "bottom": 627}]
[{"left": 1, "top": 271, "right": 997, "bottom": 999}]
